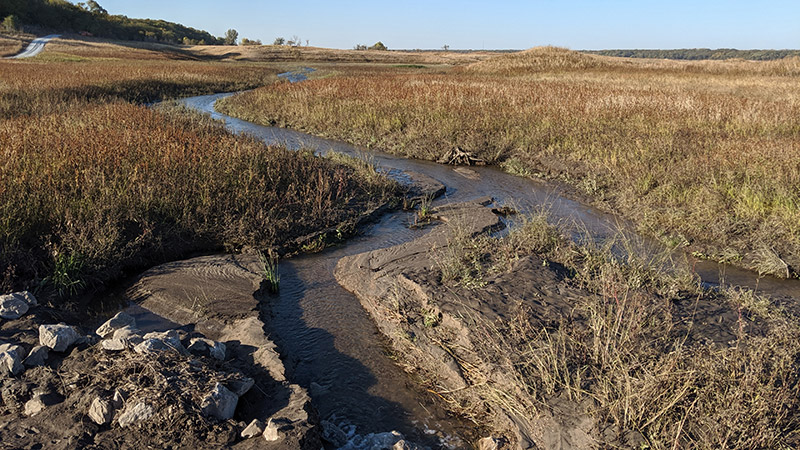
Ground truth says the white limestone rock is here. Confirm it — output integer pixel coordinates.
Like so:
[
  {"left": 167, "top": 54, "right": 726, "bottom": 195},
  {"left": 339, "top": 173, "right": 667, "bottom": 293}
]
[
  {"left": 200, "top": 382, "right": 238, "bottom": 421},
  {"left": 39, "top": 324, "right": 80, "bottom": 352},
  {"left": 96, "top": 312, "right": 136, "bottom": 338},
  {"left": 241, "top": 419, "right": 265, "bottom": 439},
  {"left": 88, "top": 397, "right": 114, "bottom": 425}
]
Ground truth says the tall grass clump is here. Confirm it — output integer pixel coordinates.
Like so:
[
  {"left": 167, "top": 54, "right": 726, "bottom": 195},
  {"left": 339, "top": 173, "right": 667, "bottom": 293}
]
[
  {"left": 436, "top": 213, "right": 800, "bottom": 448},
  {"left": 218, "top": 50, "right": 800, "bottom": 278}
]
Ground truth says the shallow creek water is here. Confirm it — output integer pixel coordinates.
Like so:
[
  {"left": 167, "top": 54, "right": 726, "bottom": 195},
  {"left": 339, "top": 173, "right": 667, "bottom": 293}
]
[{"left": 160, "top": 92, "right": 799, "bottom": 446}]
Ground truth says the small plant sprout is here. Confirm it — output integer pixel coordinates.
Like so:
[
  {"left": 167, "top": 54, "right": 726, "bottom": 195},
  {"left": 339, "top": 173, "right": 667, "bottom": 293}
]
[
  {"left": 412, "top": 194, "right": 435, "bottom": 227},
  {"left": 258, "top": 249, "right": 280, "bottom": 294}
]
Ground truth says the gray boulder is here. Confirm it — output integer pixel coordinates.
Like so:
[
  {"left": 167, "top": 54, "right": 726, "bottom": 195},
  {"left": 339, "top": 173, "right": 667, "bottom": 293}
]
[
  {"left": 200, "top": 382, "right": 238, "bottom": 421},
  {"left": 0, "top": 344, "right": 26, "bottom": 376},
  {"left": 0, "top": 295, "right": 28, "bottom": 320},
  {"left": 96, "top": 312, "right": 136, "bottom": 338},
  {"left": 117, "top": 402, "right": 154, "bottom": 427},
  {"left": 39, "top": 324, "right": 80, "bottom": 352},
  {"left": 23, "top": 345, "right": 48, "bottom": 367}
]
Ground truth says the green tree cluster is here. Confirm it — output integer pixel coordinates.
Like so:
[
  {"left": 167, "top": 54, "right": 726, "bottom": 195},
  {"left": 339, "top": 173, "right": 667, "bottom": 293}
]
[
  {"left": 2, "top": 14, "right": 20, "bottom": 32},
  {"left": 368, "top": 41, "right": 387, "bottom": 51},
  {"left": 0, "top": 0, "right": 224, "bottom": 45}
]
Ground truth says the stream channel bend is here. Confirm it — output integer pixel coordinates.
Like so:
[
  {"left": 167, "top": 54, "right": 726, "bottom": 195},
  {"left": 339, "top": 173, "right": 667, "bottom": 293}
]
[{"left": 136, "top": 92, "right": 800, "bottom": 447}]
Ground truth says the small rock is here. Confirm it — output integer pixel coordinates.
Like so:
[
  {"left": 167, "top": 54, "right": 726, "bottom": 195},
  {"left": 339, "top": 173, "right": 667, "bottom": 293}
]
[
  {"left": 200, "top": 382, "right": 238, "bottom": 421},
  {"left": 101, "top": 338, "right": 129, "bottom": 351},
  {"left": 0, "top": 291, "right": 37, "bottom": 307},
  {"left": 17, "top": 291, "right": 37, "bottom": 307},
  {"left": 141, "top": 330, "right": 186, "bottom": 354},
  {"left": 0, "top": 295, "right": 28, "bottom": 320},
  {"left": 117, "top": 402, "right": 154, "bottom": 428},
  {"left": 226, "top": 377, "right": 255, "bottom": 397},
  {"left": 22, "top": 391, "right": 61, "bottom": 417},
  {"left": 23, "top": 346, "right": 48, "bottom": 367},
  {"left": 0, "top": 344, "right": 26, "bottom": 376},
  {"left": 96, "top": 312, "right": 136, "bottom": 338},
  {"left": 393, "top": 440, "right": 418, "bottom": 450},
  {"left": 477, "top": 437, "right": 499, "bottom": 450},
  {"left": 23, "top": 396, "right": 45, "bottom": 417},
  {"left": 39, "top": 324, "right": 80, "bottom": 352},
  {"left": 187, "top": 338, "right": 226, "bottom": 360},
  {"left": 240, "top": 419, "right": 265, "bottom": 439},
  {"left": 88, "top": 397, "right": 114, "bottom": 425},
  {"left": 263, "top": 419, "right": 281, "bottom": 442},
  {"left": 321, "top": 420, "right": 348, "bottom": 448},
  {"left": 113, "top": 326, "right": 143, "bottom": 344}
]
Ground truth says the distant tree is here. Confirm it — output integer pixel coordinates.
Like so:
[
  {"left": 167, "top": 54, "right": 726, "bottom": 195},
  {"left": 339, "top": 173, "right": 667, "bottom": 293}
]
[
  {"left": 291, "top": 35, "right": 300, "bottom": 47},
  {"left": 354, "top": 44, "right": 367, "bottom": 51},
  {"left": 442, "top": 44, "right": 449, "bottom": 51},
  {"left": 368, "top": 41, "right": 387, "bottom": 51},
  {"left": 1, "top": 14, "right": 20, "bottom": 32},
  {"left": 273, "top": 37, "right": 285, "bottom": 45},
  {"left": 240, "top": 37, "right": 261, "bottom": 46},
  {"left": 223, "top": 28, "right": 238, "bottom": 45},
  {"left": 85, "top": 0, "right": 107, "bottom": 15}
]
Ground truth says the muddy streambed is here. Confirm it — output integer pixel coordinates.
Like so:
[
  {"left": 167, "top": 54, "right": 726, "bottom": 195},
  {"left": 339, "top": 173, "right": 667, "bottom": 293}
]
[{"left": 158, "top": 92, "right": 799, "bottom": 446}]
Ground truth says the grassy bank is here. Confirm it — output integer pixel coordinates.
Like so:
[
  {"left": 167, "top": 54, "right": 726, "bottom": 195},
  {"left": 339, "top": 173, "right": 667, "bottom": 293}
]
[
  {"left": 217, "top": 47, "right": 800, "bottom": 278},
  {"left": 428, "top": 213, "right": 800, "bottom": 448},
  {"left": 0, "top": 48, "right": 398, "bottom": 303}
]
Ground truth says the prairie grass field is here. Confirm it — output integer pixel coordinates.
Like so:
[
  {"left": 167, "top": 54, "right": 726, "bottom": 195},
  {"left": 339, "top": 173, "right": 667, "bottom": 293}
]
[
  {"left": 218, "top": 47, "right": 800, "bottom": 279},
  {"left": 0, "top": 40, "right": 398, "bottom": 302}
]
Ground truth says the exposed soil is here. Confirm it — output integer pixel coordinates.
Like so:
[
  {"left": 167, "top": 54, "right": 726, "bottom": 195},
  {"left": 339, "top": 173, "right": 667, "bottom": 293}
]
[{"left": 0, "top": 253, "right": 320, "bottom": 450}]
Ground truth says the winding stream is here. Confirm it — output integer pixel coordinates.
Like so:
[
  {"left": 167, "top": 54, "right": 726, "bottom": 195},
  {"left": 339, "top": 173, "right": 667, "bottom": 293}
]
[{"left": 172, "top": 92, "right": 800, "bottom": 446}]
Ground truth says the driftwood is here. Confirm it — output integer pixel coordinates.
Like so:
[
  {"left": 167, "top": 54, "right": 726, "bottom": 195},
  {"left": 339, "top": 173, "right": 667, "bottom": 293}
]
[{"left": 437, "top": 147, "right": 486, "bottom": 166}]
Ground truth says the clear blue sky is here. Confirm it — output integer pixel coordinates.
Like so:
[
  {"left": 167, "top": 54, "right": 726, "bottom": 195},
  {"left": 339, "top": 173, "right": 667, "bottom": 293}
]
[{"left": 92, "top": 0, "right": 798, "bottom": 50}]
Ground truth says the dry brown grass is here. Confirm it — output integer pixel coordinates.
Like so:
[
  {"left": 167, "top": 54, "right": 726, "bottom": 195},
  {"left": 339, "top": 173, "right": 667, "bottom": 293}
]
[
  {"left": 0, "top": 40, "right": 398, "bottom": 301},
  {"left": 0, "top": 32, "right": 33, "bottom": 57},
  {"left": 0, "top": 57, "right": 279, "bottom": 118},
  {"left": 218, "top": 49, "right": 800, "bottom": 278},
  {"left": 432, "top": 214, "right": 800, "bottom": 449},
  {"left": 186, "top": 43, "right": 494, "bottom": 65}
]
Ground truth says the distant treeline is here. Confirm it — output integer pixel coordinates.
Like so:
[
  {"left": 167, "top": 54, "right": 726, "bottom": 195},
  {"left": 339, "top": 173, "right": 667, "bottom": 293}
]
[
  {"left": 585, "top": 48, "right": 800, "bottom": 61},
  {"left": 1, "top": 0, "right": 223, "bottom": 45}
]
